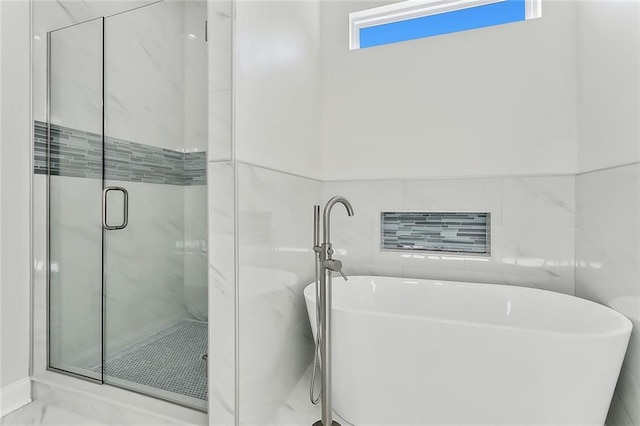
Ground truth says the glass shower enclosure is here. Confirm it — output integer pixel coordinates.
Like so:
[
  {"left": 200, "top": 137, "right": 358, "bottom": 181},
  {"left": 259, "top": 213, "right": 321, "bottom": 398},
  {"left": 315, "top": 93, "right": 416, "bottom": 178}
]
[{"left": 47, "top": 1, "right": 208, "bottom": 411}]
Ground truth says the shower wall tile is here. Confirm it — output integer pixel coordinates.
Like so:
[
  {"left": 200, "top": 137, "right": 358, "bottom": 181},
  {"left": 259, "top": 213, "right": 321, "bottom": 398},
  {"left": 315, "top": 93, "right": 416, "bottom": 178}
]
[
  {"left": 47, "top": 16, "right": 103, "bottom": 136},
  {"left": 45, "top": 172, "right": 191, "bottom": 380},
  {"left": 208, "top": 161, "right": 236, "bottom": 425},
  {"left": 237, "top": 163, "right": 321, "bottom": 425},
  {"left": 48, "top": 176, "right": 104, "bottom": 368},
  {"left": 103, "top": 180, "right": 187, "bottom": 353},
  {"left": 48, "top": 176, "right": 188, "bottom": 367},
  {"left": 207, "top": 0, "right": 233, "bottom": 162},
  {"left": 208, "top": 91, "right": 233, "bottom": 161},
  {"left": 32, "top": 175, "right": 48, "bottom": 376},
  {"left": 184, "top": 152, "right": 208, "bottom": 186},
  {"left": 34, "top": 122, "right": 206, "bottom": 186},
  {"left": 104, "top": 1, "right": 185, "bottom": 152},
  {"left": 403, "top": 178, "right": 504, "bottom": 224},
  {"left": 502, "top": 176, "right": 575, "bottom": 227},
  {"left": 184, "top": 185, "right": 208, "bottom": 322},
  {"left": 207, "top": 0, "right": 232, "bottom": 94},
  {"left": 575, "top": 164, "right": 640, "bottom": 426},
  {"left": 32, "top": 1, "right": 155, "bottom": 123},
  {"left": 183, "top": 0, "right": 209, "bottom": 154},
  {"left": 322, "top": 175, "right": 575, "bottom": 295}
]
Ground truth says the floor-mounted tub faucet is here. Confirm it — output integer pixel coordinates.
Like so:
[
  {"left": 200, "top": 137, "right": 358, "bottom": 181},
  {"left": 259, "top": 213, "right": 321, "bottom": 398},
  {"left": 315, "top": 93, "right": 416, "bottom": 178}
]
[{"left": 311, "top": 196, "right": 354, "bottom": 426}]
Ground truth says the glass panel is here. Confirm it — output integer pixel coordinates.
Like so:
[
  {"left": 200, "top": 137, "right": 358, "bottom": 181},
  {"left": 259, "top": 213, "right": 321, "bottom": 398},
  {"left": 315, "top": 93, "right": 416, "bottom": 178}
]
[
  {"left": 102, "top": 0, "right": 208, "bottom": 410},
  {"left": 48, "top": 18, "right": 104, "bottom": 381}
]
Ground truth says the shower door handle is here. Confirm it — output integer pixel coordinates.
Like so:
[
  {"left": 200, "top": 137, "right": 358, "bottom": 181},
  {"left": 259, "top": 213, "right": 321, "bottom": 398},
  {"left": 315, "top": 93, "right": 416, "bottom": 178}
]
[{"left": 102, "top": 187, "right": 129, "bottom": 230}]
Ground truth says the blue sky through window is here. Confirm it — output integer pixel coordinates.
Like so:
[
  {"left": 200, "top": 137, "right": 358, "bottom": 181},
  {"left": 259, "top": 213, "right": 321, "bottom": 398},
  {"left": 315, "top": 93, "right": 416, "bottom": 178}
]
[{"left": 359, "top": 0, "right": 527, "bottom": 49}]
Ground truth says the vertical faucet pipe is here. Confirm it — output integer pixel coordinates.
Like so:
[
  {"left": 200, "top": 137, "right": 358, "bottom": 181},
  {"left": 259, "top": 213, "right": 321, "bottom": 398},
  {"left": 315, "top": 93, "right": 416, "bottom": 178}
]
[
  {"left": 320, "top": 254, "right": 332, "bottom": 426},
  {"left": 318, "top": 197, "right": 354, "bottom": 426}
]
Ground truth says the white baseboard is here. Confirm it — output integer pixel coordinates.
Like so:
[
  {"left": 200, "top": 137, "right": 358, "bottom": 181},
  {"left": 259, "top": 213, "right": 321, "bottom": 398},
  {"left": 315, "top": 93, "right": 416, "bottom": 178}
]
[{"left": 0, "top": 378, "right": 31, "bottom": 417}]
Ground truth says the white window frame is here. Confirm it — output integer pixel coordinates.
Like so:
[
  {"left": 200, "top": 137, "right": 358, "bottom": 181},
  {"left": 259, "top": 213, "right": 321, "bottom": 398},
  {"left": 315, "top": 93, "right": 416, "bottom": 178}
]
[{"left": 349, "top": 0, "right": 542, "bottom": 50}]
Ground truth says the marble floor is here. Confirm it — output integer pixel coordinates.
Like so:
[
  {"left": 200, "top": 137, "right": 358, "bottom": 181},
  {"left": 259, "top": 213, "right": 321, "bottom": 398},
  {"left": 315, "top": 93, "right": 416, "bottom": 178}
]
[
  {"left": 1, "top": 367, "right": 349, "bottom": 426},
  {"left": 0, "top": 394, "right": 190, "bottom": 426},
  {"left": 270, "top": 366, "right": 353, "bottom": 426},
  {"left": 0, "top": 381, "right": 205, "bottom": 426}
]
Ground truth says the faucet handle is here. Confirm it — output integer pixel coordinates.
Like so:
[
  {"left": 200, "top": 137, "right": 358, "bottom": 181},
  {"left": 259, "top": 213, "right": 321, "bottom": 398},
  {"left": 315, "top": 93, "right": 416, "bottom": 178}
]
[{"left": 324, "top": 259, "right": 349, "bottom": 281}]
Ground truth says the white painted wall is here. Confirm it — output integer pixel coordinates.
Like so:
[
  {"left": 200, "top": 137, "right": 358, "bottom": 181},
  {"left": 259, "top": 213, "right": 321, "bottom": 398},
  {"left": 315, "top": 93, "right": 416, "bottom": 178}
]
[
  {"left": 320, "top": 0, "right": 578, "bottom": 181},
  {"left": 0, "top": 0, "right": 32, "bottom": 415}
]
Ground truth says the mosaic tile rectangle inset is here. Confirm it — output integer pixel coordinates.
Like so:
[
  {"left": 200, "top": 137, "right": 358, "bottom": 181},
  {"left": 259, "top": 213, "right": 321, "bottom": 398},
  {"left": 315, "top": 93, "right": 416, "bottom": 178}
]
[
  {"left": 34, "top": 121, "right": 206, "bottom": 186},
  {"left": 381, "top": 211, "right": 490, "bottom": 255}
]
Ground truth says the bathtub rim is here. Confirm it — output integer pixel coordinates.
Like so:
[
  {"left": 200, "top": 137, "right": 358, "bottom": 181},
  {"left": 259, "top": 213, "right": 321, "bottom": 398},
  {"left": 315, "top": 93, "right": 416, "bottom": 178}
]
[{"left": 303, "top": 275, "right": 633, "bottom": 339}]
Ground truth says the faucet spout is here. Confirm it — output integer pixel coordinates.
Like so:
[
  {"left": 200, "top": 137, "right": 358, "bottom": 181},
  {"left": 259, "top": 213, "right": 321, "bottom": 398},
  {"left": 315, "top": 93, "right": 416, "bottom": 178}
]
[{"left": 322, "top": 196, "right": 354, "bottom": 243}]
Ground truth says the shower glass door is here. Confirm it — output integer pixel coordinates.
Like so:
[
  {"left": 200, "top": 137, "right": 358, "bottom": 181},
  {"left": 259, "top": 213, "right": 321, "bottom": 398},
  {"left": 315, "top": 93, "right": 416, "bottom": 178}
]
[
  {"left": 48, "top": 0, "right": 208, "bottom": 411},
  {"left": 48, "top": 17, "right": 104, "bottom": 382},
  {"left": 101, "top": 2, "right": 207, "bottom": 410}
]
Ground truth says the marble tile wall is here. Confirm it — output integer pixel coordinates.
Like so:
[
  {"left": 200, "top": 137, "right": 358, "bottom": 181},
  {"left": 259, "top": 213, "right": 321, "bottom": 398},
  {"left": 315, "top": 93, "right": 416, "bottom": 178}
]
[
  {"left": 102, "top": 180, "right": 188, "bottom": 353},
  {"left": 104, "top": 1, "right": 185, "bottom": 152},
  {"left": 48, "top": 176, "right": 188, "bottom": 373},
  {"left": 183, "top": 0, "right": 209, "bottom": 155},
  {"left": 207, "top": 162, "right": 236, "bottom": 425},
  {"left": 575, "top": 164, "right": 640, "bottom": 426},
  {"left": 207, "top": 0, "right": 235, "bottom": 423},
  {"left": 322, "top": 175, "right": 576, "bottom": 294},
  {"left": 237, "top": 163, "right": 321, "bottom": 425},
  {"left": 181, "top": 0, "right": 209, "bottom": 346},
  {"left": 48, "top": 175, "right": 104, "bottom": 373},
  {"left": 184, "top": 185, "right": 209, "bottom": 322}
]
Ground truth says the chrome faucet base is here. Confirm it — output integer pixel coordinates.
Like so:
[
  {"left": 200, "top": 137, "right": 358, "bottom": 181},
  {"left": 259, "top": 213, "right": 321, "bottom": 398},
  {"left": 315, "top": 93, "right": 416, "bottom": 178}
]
[{"left": 312, "top": 421, "right": 342, "bottom": 426}]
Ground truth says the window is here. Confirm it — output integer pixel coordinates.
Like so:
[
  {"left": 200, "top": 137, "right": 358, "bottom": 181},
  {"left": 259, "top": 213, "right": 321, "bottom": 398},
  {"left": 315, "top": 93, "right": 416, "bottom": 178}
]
[{"left": 349, "top": 0, "right": 542, "bottom": 50}]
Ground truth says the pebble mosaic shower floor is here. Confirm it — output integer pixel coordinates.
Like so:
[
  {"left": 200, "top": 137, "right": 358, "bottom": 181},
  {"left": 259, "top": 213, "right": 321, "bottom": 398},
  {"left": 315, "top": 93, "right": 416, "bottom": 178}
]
[{"left": 86, "top": 319, "right": 208, "bottom": 401}]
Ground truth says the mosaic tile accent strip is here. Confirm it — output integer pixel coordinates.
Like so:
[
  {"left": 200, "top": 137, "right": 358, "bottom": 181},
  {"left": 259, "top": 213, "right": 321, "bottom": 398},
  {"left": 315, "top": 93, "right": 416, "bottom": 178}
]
[
  {"left": 381, "top": 211, "right": 490, "bottom": 255},
  {"left": 34, "top": 121, "right": 206, "bottom": 186},
  {"left": 184, "top": 151, "right": 207, "bottom": 186},
  {"left": 86, "top": 319, "right": 208, "bottom": 401}
]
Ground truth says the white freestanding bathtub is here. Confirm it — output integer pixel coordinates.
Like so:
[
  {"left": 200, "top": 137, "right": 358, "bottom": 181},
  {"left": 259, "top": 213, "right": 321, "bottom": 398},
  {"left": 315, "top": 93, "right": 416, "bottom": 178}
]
[{"left": 304, "top": 276, "right": 632, "bottom": 426}]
